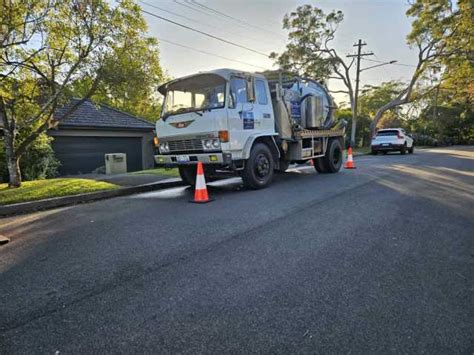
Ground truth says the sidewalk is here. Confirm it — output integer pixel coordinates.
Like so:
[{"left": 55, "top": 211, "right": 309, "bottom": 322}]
[{"left": 65, "top": 168, "right": 180, "bottom": 187}]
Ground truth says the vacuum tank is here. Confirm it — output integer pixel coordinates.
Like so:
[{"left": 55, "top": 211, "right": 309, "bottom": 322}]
[{"left": 268, "top": 76, "right": 335, "bottom": 137}]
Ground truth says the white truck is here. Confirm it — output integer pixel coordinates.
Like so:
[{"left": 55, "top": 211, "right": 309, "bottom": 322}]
[{"left": 154, "top": 69, "right": 346, "bottom": 189}]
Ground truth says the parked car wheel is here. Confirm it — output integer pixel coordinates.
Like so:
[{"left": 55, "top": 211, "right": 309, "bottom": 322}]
[
  {"left": 241, "top": 143, "right": 274, "bottom": 189},
  {"left": 409, "top": 145, "right": 414, "bottom": 154},
  {"left": 400, "top": 143, "right": 407, "bottom": 155}
]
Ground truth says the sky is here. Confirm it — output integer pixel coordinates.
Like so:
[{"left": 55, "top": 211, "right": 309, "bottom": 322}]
[{"left": 139, "top": 0, "right": 419, "bottom": 106}]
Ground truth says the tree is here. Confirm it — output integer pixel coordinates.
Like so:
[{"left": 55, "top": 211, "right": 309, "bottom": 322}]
[
  {"left": 72, "top": 5, "right": 165, "bottom": 122},
  {"left": 370, "top": 0, "right": 472, "bottom": 137},
  {"left": 359, "top": 82, "right": 405, "bottom": 118},
  {"left": 0, "top": 0, "right": 151, "bottom": 187},
  {"left": 336, "top": 81, "right": 406, "bottom": 146},
  {"left": 409, "top": 87, "right": 474, "bottom": 145},
  {"left": 270, "top": 5, "right": 361, "bottom": 146}
]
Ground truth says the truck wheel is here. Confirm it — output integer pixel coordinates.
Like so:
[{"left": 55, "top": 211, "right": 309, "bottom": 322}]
[
  {"left": 178, "top": 166, "right": 196, "bottom": 186},
  {"left": 323, "top": 138, "right": 343, "bottom": 173},
  {"left": 276, "top": 160, "right": 290, "bottom": 173},
  {"left": 409, "top": 145, "right": 414, "bottom": 154},
  {"left": 241, "top": 143, "right": 274, "bottom": 189},
  {"left": 313, "top": 157, "right": 329, "bottom": 173}
]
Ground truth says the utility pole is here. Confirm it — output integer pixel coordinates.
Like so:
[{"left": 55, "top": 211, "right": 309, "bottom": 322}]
[{"left": 347, "top": 40, "right": 373, "bottom": 147}]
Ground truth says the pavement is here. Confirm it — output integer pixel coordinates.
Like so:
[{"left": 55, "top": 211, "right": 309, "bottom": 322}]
[
  {"left": 0, "top": 146, "right": 473, "bottom": 353},
  {"left": 64, "top": 171, "right": 177, "bottom": 187}
]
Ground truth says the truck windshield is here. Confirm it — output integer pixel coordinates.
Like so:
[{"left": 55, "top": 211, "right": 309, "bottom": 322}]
[{"left": 161, "top": 74, "right": 226, "bottom": 118}]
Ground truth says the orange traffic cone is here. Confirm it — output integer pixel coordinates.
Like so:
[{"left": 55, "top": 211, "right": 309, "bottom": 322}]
[
  {"left": 344, "top": 147, "right": 357, "bottom": 169},
  {"left": 190, "top": 162, "right": 212, "bottom": 203}
]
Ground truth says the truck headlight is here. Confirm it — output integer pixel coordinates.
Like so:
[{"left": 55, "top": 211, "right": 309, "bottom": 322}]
[
  {"left": 202, "top": 139, "right": 220, "bottom": 151},
  {"left": 159, "top": 142, "right": 169, "bottom": 153}
]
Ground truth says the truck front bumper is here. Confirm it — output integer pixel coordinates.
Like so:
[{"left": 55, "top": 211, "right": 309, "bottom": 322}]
[{"left": 155, "top": 152, "right": 232, "bottom": 167}]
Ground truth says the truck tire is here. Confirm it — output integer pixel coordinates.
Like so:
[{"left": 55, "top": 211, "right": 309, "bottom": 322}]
[
  {"left": 324, "top": 138, "right": 343, "bottom": 173},
  {"left": 409, "top": 145, "right": 414, "bottom": 154},
  {"left": 313, "top": 157, "right": 329, "bottom": 173},
  {"left": 241, "top": 143, "right": 274, "bottom": 189},
  {"left": 276, "top": 160, "right": 290, "bottom": 173},
  {"left": 178, "top": 166, "right": 196, "bottom": 186}
]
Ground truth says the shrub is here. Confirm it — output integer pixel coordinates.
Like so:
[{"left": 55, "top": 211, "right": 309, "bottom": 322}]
[{"left": 0, "top": 133, "right": 60, "bottom": 183}]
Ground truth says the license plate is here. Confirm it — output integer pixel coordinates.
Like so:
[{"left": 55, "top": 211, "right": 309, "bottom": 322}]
[
  {"left": 382, "top": 143, "right": 389, "bottom": 146},
  {"left": 176, "top": 155, "right": 190, "bottom": 163}
]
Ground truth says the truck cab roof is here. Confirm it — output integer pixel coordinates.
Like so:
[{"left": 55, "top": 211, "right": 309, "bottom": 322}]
[{"left": 158, "top": 68, "right": 266, "bottom": 95}]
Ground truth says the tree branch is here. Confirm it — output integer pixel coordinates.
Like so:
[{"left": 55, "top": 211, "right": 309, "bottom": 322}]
[
  {"left": 15, "top": 72, "right": 102, "bottom": 157},
  {"left": 329, "top": 90, "right": 350, "bottom": 94}
]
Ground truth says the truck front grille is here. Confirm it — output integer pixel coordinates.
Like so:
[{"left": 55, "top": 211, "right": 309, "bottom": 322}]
[{"left": 168, "top": 139, "right": 203, "bottom": 152}]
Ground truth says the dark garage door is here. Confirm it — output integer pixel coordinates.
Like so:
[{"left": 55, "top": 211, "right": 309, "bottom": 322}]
[{"left": 52, "top": 136, "right": 143, "bottom": 175}]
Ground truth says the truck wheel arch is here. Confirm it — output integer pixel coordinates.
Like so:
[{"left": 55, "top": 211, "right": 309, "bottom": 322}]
[{"left": 243, "top": 135, "right": 280, "bottom": 164}]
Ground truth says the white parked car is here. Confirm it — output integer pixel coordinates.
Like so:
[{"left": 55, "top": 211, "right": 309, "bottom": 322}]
[{"left": 371, "top": 128, "right": 414, "bottom": 155}]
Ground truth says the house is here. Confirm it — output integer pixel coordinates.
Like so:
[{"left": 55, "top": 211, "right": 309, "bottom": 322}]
[{"left": 50, "top": 99, "right": 156, "bottom": 175}]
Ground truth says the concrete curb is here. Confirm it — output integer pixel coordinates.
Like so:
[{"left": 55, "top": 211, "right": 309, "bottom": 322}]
[
  {"left": 0, "top": 234, "right": 10, "bottom": 245},
  {"left": 0, "top": 179, "right": 185, "bottom": 218}
]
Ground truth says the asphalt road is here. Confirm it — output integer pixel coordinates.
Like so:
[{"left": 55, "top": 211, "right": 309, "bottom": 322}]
[{"left": 1, "top": 147, "right": 473, "bottom": 353}]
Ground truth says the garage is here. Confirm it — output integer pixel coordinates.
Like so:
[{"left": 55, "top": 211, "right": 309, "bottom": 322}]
[
  {"left": 52, "top": 136, "right": 143, "bottom": 175},
  {"left": 49, "top": 99, "right": 155, "bottom": 176}
]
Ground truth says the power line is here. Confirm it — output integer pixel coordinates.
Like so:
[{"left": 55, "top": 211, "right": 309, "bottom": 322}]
[
  {"left": 140, "top": 1, "right": 209, "bottom": 25},
  {"left": 372, "top": 53, "right": 394, "bottom": 81},
  {"left": 172, "top": 0, "right": 285, "bottom": 43},
  {"left": 140, "top": 8, "right": 270, "bottom": 58},
  {"left": 139, "top": 1, "right": 271, "bottom": 46},
  {"left": 362, "top": 57, "right": 417, "bottom": 68},
  {"left": 172, "top": 0, "right": 217, "bottom": 18},
  {"left": 190, "top": 0, "right": 282, "bottom": 28},
  {"left": 158, "top": 38, "right": 269, "bottom": 70},
  {"left": 186, "top": 0, "right": 284, "bottom": 40}
]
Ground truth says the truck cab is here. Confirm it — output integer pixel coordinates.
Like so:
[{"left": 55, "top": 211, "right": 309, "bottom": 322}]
[{"left": 155, "top": 68, "right": 345, "bottom": 189}]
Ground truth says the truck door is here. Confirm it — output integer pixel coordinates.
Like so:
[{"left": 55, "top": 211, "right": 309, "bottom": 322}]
[
  {"left": 227, "top": 76, "right": 254, "bottom": 156},
  {"left": 227, "top": 76, "right": 274, "bottom": 157},
  {"left": 253, "top": 78, "right": 274, "bottom": 133}
]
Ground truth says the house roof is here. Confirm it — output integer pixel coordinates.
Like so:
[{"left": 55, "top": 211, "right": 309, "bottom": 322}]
[{"left": 55, "top": 99, "right": 155, "bottom": 131}]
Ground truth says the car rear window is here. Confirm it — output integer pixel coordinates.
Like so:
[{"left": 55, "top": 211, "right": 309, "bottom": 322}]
[{"left": 377, "top": 130, "right": 399, "bottom": 136}]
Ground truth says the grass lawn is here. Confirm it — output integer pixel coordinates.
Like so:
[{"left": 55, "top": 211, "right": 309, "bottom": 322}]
[
  {"left": 131, "top": 167, "right": 179, "bottom": 177},
  {"left": 0, "top": 178, "right": 118, "bottom": 206}
]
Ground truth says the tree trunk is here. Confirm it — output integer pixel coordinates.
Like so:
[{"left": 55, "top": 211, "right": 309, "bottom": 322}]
[
  {"left": 370, "top": 110, "right": 384, "bottom": 139},
  {"left": 3, "top": 128, "right": 22, "bottom": 188},
  {"left": 370, "top": 98, "right": 406, "bottom": 138},
  {"left": 7, "top": 155, "right": 21, "bottom": 188}
]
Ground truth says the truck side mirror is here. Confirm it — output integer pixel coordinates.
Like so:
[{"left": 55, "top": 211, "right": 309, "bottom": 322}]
[{"left": 246, "top": 77, "right": 256, "bottom": 103}]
